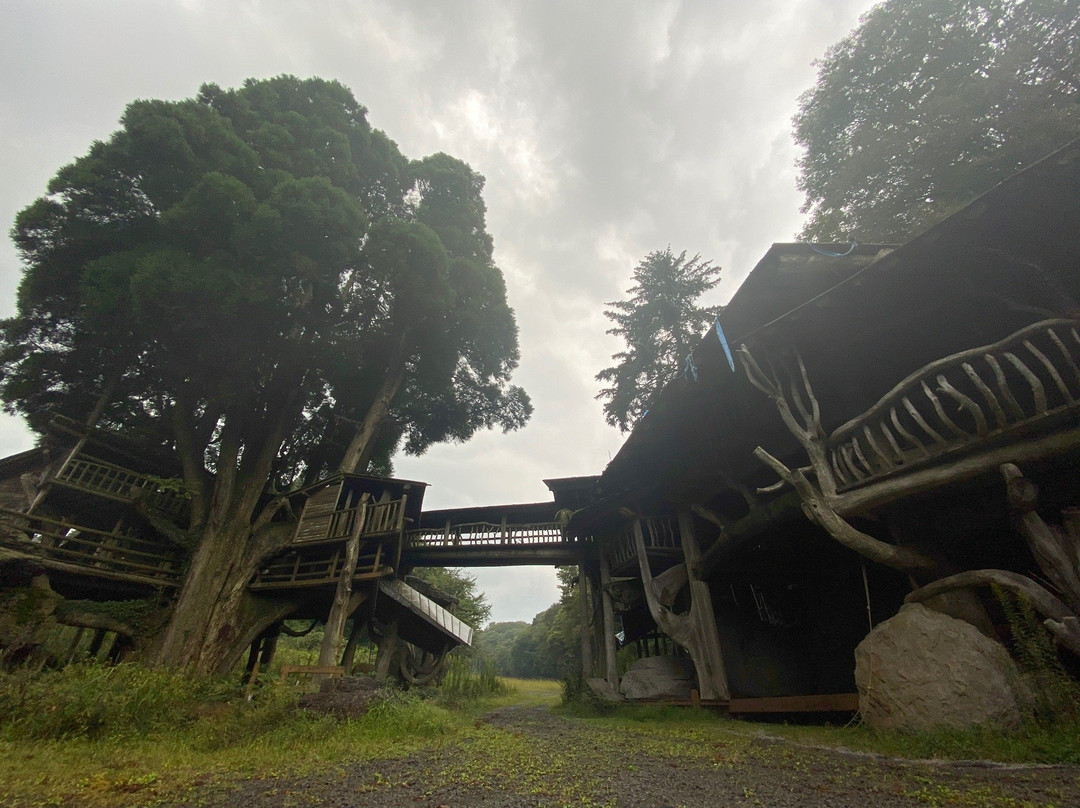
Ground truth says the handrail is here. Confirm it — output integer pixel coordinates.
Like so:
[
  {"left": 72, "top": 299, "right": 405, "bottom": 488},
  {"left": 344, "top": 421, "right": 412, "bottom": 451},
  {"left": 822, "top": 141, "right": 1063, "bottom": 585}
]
[
  {"left": 292, "top": 497, "right": 406, "bottom": 545},
  {"left": 407, "top": 521, "right": 564, "bottom": 547},
  {"left": 827, "top": 318, "right": 1080, "bottom": 491},
  {"left": 0, "top": 508, "right": 183, "bottom": 584}
]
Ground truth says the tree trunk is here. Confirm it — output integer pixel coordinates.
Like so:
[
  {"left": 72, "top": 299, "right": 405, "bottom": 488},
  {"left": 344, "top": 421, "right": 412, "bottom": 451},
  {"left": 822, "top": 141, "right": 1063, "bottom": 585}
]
[
  {"left": 152, "top": 514, "right": 294, "bottom": 674},
  {"left": 339, "top": 334, "right": 411, "bottom": 474},
  {"left": 599, "top": 553, "right": 620, "bottom": 691}
]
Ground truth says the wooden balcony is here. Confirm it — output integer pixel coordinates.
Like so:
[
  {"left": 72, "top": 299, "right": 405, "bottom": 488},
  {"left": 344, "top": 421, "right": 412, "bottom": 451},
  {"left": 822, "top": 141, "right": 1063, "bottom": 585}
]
[
  {"left": 292, "top": 491, "right": 407, "bottom": 546},
  {"left": 250, "top": 543, "right": 392, "bottom": 590},
  {"left": 606, "top": 515, "right": 680, "bottom": 572},
  {"left": 51, "top": 454, "right": 188, "bottom": 519},
  {"left": 0, "top": 508, "right": 183, "bottom": 588}
]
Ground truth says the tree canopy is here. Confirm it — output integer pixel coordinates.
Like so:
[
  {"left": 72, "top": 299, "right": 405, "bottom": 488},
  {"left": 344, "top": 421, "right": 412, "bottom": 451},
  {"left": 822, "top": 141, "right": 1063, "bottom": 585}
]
[
  {"left": 1, "top": 76, "right": 530, "bottom": 672},
  {"left": 794, "top": 0, "right": 1080, "bottom": 243},
  {"left": 596, "top": 249, "right": 720, "bottom": 432},
  {"left": 3, "top": 75, "right": 530, "bottom": 496}
]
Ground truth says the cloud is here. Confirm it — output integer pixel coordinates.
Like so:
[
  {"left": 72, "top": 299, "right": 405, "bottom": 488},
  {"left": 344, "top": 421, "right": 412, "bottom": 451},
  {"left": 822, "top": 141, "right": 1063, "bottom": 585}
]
[{"left": 0, "top": 0, "right": 877, "bottom": 624}]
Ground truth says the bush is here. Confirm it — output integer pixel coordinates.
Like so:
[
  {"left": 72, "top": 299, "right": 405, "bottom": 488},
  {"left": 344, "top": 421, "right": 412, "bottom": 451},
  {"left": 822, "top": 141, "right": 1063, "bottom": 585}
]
[{"left": 0, "top": 662, "right": 207, "bottom": 741}]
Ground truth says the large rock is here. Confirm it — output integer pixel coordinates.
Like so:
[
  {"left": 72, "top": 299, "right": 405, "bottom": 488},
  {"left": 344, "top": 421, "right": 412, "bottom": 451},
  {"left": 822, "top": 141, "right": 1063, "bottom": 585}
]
[
  {"left": 855, "top": 603, "right": 1029, "bottom": 731},
  {"left": 619, "top": 655, "right": 696, "bottom": 700}
]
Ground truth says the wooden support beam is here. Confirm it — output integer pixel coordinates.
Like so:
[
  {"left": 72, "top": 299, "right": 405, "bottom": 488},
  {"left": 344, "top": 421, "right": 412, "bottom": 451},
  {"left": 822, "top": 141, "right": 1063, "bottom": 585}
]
[
  {"left": 728, "top": 693, "right": 859, "bottom": 714},
  {"left": 633, "top": 511, "right": 730, "bottom": 701},
  {"left": 579, "top": 564, "right": 594, "bottom": 679},
  {"left": 599, "top": 553, "right": 620, "bottom": 691},
  {"left": 318, "top": 494, "right": 371, "bottom": 667},
  {"left": 374, "top": 619, "right": 400, "bottom": 683}
]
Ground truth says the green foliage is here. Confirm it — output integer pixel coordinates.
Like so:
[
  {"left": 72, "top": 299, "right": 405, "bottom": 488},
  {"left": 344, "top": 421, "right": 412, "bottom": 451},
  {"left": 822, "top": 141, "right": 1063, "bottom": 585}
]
[
  {"left": 474, "top": 620, "right": 529, "bottom": 673},
  {"left": 993, "top": 585, "right": 1080, "bottom": 722},
  {"left": 485, "top": 568, "right": 583, "bottom": 679},
  {"left": 795, "top": 0, "right": 1080, "bottom": 243},
  {"left": 438, "top": 654, "right": 510, "bottom": 704},
  {"left": 2, "top": 74, "right": 530, "bottom": 501},
  {"left": 596, "top": 248, "right": 720, "bottom": 431}
]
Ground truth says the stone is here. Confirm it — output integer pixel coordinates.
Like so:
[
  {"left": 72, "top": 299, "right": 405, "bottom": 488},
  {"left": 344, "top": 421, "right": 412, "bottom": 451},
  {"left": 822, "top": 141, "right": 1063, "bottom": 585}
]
[
  {"left": 585, "top": 677, "right": 625, "bottom": 702},
  {"left": 855, "top": 603, "right": 1029, "bottom": 731},
  {"left": 619, "top": 655, "right": 696, "bottom": 700}
]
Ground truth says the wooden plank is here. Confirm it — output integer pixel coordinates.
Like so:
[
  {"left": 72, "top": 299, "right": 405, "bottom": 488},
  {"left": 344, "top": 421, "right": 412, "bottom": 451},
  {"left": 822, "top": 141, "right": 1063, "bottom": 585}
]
[
  {"left": 280, "top": 665, "right": 344, "bottom": 680},
  {"left": 728, "top": 693, "right": 860, "bottom": 713}
]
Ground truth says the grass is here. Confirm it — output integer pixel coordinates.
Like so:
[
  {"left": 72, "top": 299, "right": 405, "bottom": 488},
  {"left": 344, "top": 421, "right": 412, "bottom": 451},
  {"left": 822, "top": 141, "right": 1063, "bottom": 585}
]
[
  {"left": 0, "top": 662, "right": 523, "bottom": 808},
  {"left": 2, "top": 664, "right": 1077, "bottom": 808}
]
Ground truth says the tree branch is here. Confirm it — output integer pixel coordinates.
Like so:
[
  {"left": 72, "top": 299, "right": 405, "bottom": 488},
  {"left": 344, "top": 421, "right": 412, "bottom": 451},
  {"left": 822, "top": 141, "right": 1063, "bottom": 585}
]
[
  {"left": 906, "top": 568, "right": 1080, "bottom": 658},
  {"left": 754, "top": 446, "right": 935, "bottom": 572}
]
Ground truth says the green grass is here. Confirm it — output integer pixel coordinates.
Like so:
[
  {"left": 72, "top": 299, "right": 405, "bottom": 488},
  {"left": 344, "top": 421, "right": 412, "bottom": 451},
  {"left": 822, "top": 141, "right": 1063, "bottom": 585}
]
[{"left": 2, "top": 665, "right": 1076, "bottom": 808}]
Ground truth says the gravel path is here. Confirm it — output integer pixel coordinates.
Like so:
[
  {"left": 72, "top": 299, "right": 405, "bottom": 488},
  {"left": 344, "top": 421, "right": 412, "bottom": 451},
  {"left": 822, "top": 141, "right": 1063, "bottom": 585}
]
[{"left": 172, "top": 705, "right": 1080, "bottom": 807}]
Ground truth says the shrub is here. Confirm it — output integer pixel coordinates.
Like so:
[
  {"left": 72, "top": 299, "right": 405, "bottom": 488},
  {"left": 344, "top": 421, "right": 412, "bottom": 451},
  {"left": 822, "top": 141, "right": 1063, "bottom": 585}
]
[{"left": 0, "top": 662, "right": 206, "bottom": 740}]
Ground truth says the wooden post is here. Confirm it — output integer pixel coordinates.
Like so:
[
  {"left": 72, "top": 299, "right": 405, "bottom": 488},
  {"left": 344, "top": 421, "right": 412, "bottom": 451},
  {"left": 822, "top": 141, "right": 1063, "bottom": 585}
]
[
  {"left": 374, "top": 619, "right": 400, "bottom": 682},
  {"left": 633, "top": 511, "right": 730, "bottom": 700},
  {"left": 599, "top": 553, "right": 619, "bottom": 691},
  {"left": 677, "top": 505, "right": 729, "bottom": 700},
  {"left": 318, "top": 494, "right": 371, "bottom": 667},
  {"left": 579, "top": 564, "right": 593, "bottom": 678}
]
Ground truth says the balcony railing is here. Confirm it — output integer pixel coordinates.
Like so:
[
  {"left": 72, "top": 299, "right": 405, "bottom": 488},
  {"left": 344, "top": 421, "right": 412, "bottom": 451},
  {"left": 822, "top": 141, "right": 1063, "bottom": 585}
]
[
  {"left": 606, "top": 515, "right": 680, "bottom": 570},
  {"left": 292, "top": 497, "right": 406, "bottom": 546},
  {"left": 0, "top": 508, "right": 183, "bottom": 587},
  {"left": 52, "top": 455, "right": 188, "bottom": 519},
  {"left": 827, "top": 318, "right": 1080, "bottom": 492},
  {"left": 408, "top": 520, "right": 564, "bottom": 548}
]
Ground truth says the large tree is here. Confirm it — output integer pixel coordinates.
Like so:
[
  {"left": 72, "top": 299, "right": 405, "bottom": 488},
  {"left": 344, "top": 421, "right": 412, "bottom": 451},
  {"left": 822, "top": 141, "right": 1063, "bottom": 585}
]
[
  {"left": 794, "top": 0, "right": 1080, "bottom": 243},
  {"left": 596, "top": 248, "right": 720, "bottom": 432},
  {"left": 2, "top": 76, "right": 530, "bottom": 673}
]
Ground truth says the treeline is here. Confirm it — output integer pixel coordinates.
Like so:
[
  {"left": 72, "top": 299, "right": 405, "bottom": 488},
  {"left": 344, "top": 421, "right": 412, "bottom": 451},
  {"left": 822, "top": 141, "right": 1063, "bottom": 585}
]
[{"left": 474, "top": 568, "right": 582, "bottom": 679}]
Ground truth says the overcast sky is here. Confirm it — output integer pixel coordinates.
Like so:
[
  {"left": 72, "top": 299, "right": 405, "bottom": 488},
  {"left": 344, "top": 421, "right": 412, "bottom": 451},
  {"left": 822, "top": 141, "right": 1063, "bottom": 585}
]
[{"left": 0, "top": 0, "right": 877, "bottom": 626}]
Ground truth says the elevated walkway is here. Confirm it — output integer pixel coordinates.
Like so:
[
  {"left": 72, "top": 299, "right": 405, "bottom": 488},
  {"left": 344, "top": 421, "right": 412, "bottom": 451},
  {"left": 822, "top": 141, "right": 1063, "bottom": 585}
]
[{"left": 404, "top": 501, "right": 588, "bottom": 567}]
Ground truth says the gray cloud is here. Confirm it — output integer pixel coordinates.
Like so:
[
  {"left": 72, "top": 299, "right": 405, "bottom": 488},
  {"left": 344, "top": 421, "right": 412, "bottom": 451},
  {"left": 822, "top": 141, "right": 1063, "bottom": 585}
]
[{"left": 0, "top": 0, "right": 876, "bottom": 626}]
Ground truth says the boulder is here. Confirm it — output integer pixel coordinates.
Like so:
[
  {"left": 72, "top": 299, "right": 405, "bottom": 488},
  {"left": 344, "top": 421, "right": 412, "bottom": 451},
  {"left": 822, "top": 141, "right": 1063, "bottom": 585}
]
[
  {"left": 855, "top": 603, "right": 1029, "bottom": 731},
  {"left": 619, "top": 655, "right": 696, "bottom": 700},
  {"left": 297, "top": 675, "right": 383, "bottom": 718}
]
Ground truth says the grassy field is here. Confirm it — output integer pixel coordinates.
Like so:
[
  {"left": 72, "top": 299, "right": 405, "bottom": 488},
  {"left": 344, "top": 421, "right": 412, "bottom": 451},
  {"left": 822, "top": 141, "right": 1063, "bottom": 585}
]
[
  {"left": 0, "top": 665, "right": 560, "bottom": 808},
  {"left": 2, "top": 665, "right": 1078, "bottom": 808}
]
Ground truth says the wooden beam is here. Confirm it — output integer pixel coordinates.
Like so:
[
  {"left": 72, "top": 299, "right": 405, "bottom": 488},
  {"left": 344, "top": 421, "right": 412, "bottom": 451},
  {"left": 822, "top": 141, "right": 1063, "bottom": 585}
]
[
  {"left": 599, "top": 553, "right": 620, "bottom": 691},
  {"left": 728, "top": 693, "right": 859, "bottom": 713}
]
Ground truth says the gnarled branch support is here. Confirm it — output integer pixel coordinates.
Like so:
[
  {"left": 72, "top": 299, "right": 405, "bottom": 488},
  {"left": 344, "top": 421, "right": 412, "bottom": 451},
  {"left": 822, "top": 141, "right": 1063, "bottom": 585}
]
[
  {"left": 906, "top": 569, "right": 1080, "bottom": 658},
  {"left": 754, "top": 447, "right": 935, "bottom": 572}
]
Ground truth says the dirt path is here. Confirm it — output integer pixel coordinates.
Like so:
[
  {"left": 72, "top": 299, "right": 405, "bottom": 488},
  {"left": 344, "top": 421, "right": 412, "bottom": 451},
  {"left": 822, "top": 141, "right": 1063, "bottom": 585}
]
[{"left": 173, "top": 704, "right": 1080, "bottom": 807}]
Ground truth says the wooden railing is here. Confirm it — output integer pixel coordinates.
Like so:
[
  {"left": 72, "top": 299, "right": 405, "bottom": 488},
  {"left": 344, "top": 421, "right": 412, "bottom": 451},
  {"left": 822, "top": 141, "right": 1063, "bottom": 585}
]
[
  {"left": 827, "top": 318, "right": 1080, "bottom": 492},
  {"left": 0, "top": 509, "right": 183, "bottom": 586},
  {"left": 407, "top": 521, "right": 564, "bottom": 548},
  {"left": 53, "top": 455, "right": 188, "bottom": 519},
  {"left": 607, "top": 515, "right": 680, "bottom": 569}
]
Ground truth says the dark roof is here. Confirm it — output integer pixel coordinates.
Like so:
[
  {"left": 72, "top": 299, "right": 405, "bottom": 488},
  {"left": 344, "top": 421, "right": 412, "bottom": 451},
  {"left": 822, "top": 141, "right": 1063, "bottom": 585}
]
[
  {"left": 417, "top": 501, "right": 559, "bottom": 530},
  {"left": 579, "top": 137, "right": 1080, "bottom": 526}
]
